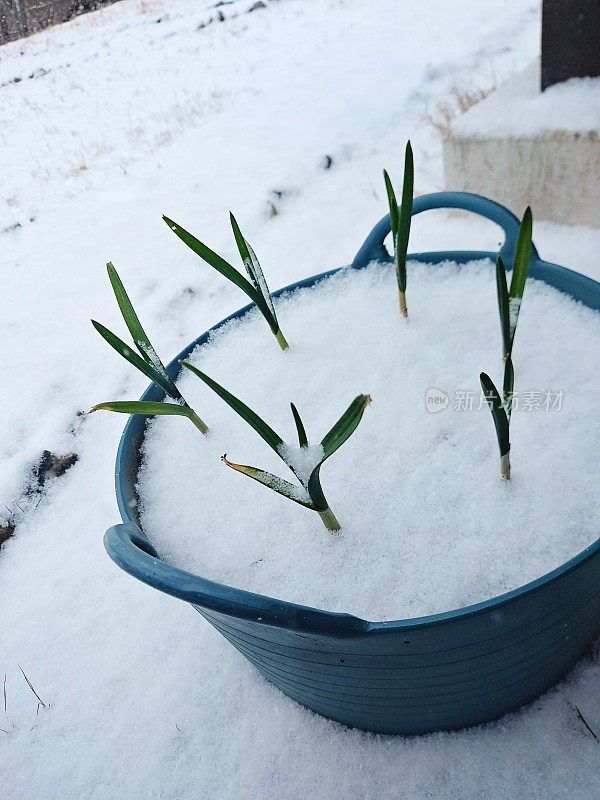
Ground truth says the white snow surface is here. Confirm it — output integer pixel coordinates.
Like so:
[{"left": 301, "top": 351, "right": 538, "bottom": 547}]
[
  {"left": 2, "top": 1, "right": 600, "bottom": 798},
  {"left": 451, "top": 60, "right": 600, "bottom": 138},
  {"left": 138, "top": 260, "right": 600, "bottom": 620},
  {"left": 277, "top": 442, "right": 324, "bottom": 485}
]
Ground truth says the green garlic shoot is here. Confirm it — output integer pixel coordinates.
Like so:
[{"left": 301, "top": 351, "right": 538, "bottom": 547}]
[
  {"left": 163, "top": 212, "right": 288, "bottom": 350},
  {"left": 179, "top": 359, "right": 371, "bottom": 531},
  {"left": 90, "top": 263, "right": 208, "bottom": 434},
  {"left": 483, "top": 207, "right": 532, "bottom": 479},
  {"left": 383, "top": 140, "right": 414, "bottom": 318}
]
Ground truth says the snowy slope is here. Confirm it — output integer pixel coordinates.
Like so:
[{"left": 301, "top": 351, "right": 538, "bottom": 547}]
[{"left": 2, "top": 1, "right": 600, "bottom": 798}]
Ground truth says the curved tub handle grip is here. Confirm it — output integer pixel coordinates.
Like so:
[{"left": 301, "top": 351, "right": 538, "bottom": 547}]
[
  {"left": 104, "top": 522, "right": 369, "bottom": 635},
  {"left": 351, "top": 191, "right": 540, "bottom": 269}
]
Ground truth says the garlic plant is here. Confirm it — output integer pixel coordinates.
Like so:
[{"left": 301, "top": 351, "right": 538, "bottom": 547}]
[
  {"left": 163, "top": 212, "right": 289, "bottom": 350},
  {"left": 179, "top": 359, "right": 371, "bottom": 531},
  {"left": 481, "top": 207, "right": 533, "bottom": 479},
  {"left": 383, "top": 140, "right": 414, "bottom": 318},
  {"left": 91, "top": 263, "right": 208, "bottom": 433}
]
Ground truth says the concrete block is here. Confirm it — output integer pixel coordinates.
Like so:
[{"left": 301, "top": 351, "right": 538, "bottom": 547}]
[{"left": 444, "top": 62, "right": 600, "bottom": 227}]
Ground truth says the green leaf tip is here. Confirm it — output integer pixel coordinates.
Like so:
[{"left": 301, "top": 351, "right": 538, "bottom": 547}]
[
  {"left": 230, "top": 212, "right": 280, "bottom": 336},
  {"left": 396, "top": 141, "right": 414, "bottom": 290},
  {"left": 320, "top": 394, "right": 372, "bottom": 461},
  {"left": 94, "top": 263, "right": 182, "bottom": 401},
  {"left": 510, "top": 205, "right": 532, "bottom": 300},
  {"left": 163, "top": 214, "right": 257, "bottom": 297},
  {"left": 508, "top": 206, "right": 533, "bottom": 303},
  {"left": 229, "top": 211, "right": 248, "bottom": 257},
  {"left": 105, "top": 261, "right": 153, "bottom": 362},
  {"left": 306, "top": 393, "right": 372, "bottom": 513},
  {"left": 290, "top": 403, "right": 308, "bottom": 448}
]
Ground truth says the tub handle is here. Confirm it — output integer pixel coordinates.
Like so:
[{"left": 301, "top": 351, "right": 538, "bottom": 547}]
[
  {"left": 104, "top": 522, "right": 369, "bottom": 635},
  {"left": 351, "top": 191, "right": 540, "bottom": 270}
]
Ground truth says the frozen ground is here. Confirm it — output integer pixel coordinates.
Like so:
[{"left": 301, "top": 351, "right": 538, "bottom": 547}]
[{"left": 1, "top": 0, "right": 600, "bottom": 797}]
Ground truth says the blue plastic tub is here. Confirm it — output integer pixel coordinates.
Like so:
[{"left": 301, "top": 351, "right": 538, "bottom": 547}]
[{"left": 104, "top": 192, "right": 600, "bottom": 735}]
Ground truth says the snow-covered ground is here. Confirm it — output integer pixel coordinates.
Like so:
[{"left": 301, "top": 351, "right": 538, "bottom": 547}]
[{"left": 1, "top": 1, "right": 600, "bottom": 797}]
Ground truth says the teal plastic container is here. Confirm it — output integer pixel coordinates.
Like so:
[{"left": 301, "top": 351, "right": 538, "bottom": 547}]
[{"left": 104, "top": 192, "right": 600, "bottom": 735}]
